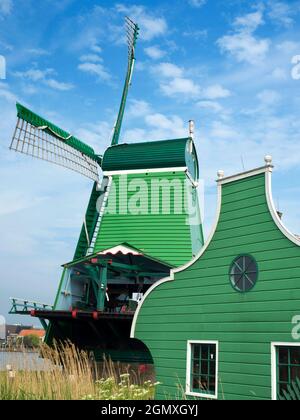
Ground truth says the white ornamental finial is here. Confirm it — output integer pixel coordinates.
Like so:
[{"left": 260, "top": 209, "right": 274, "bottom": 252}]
[
  {"left": 189, "top": 120, "right": 195, "bottom": 141},
  {"left": 264, "top": 155, "right": 273, "bottom": 166},
  {"left": 217, "top": 170, "right": 225, "bottom": 179}
]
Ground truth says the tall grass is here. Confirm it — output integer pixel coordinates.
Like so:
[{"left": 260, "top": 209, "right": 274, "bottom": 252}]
[{"left": 0, "top": 343, "right": 156, "bottom": 400}]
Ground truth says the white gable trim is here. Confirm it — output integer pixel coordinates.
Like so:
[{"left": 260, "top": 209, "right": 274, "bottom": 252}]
[
  {"left": 265, "top": 170, "right": 300, "bottom": 246},
  {"left": 218, "top": 166, "right": 272, "bottom": 185},
  {"left": 97, "top": 245, "right": 142, "bottom": 256}
]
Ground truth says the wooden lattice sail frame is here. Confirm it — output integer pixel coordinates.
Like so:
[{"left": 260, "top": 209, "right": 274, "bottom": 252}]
[{"left": 10, "top": 104, "right": 101, "bottom": 182}]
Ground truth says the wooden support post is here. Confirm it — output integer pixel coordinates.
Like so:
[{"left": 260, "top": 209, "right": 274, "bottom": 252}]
[
  {"left": 39, "top": 318, "right": 48, "bottom": 331},
  {"left": 97, "top": 265, "right": 108, "bottom": 312}
]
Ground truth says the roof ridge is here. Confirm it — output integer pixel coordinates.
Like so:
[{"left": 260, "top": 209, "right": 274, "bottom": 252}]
[{"left": 109, "top": 137, "right": 190, "bottom": 148}]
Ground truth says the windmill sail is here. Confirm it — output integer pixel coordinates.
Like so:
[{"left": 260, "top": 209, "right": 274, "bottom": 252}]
[
  {"left": 10, "top": 103, "right": 101, "bottom": 182},
  {"left": 111, "top": 17, "right": 139, "bottom": 146}
]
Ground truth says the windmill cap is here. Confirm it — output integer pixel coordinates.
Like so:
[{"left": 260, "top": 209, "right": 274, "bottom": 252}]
[{"left": 102, "top": 138, "right": 199, "bottom": 180}]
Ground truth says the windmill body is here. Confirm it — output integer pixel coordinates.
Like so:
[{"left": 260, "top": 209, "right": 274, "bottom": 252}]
[{"left": 9, "top": 19, "right": 204, "bottom": 363}]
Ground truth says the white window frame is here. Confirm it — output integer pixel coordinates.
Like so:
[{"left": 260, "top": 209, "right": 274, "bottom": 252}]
[
  {"left": 271, "top": 342, "right": 300, "bottom": 400},
  {"left": 186, "top": 340, "right": 219, "bottom": 399}
]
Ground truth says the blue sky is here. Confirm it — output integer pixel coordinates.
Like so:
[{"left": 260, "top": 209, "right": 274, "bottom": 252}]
[{"left": 1, "top": 0, "right": 300, "bottom": 324}]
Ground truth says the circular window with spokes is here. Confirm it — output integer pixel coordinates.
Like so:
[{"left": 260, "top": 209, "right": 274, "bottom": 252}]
[{"left": 230, "top": 255, "right": 258, "bottom": 292}]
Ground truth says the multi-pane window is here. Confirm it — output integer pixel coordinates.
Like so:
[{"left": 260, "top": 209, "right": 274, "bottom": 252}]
[
  {"left": 187, "top": 342, "right": 218, "bottom": 398},
  {"left": 276, "top": 346, "right": 300, "bottom": 399}
]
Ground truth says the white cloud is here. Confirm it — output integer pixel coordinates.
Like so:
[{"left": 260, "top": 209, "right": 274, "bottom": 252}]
[
  {"left": 145, "top": 113, "right": 178, "bottom": 130},
  {"left": 125, "top": 103, "right": 189, "bottom": 141},
  {"left": 257, "top": 89, "right": 281, "bottom": 105},
  {"left": 128, "top": 99, "right": 152, "bottom": 118},
  {"left": 22, "top": 84, "right": 39, "bottom": 95},
  {"left": 144, "top": 45, "right": 166, "bottom": 60},
  {"left": 267, "top": 1, "right": 297, "bottom": 27},
  {"left": 75, "top": 120, "right": 114, "bottom": 150},
  {"left": 188, "top": 0, "right": 207, "bottom": 8},
  {"left": 0, "top": 82, "right": 18, "bottom": 102},
  {"left": 197, "top": 108, "right": 300, "bottom": 205},
  {"left": 0, "top": 0, "right": 12, "bottom": 15},
  {"left": 123, "top": 128, "right": 147, "bottom": 142},
  {"left": 210, "top": 121, "right": 239, "bottom": 140},
  {"left": 14, "top": 67, "right": 74, "bottom": 91},
  {"left": 152, "top": 62, "right": 201, "bottom": 98},
  {"left": 115, "top": 4, "right": 167, "bottom": 41},
  {"left": 45, "top": 79, "right": 74, "bottom": 91},
  {"left": 26, "top": 48, "right": 51, "bottom": 56},
  {"left": 218, "top": 31, "right": 270, "bottom": 65},
  {"left": 90, "top": 44, "right": 102, "bottom": 53},
  {"left": 197, "top": 100, "right": 223, "bottom": 113},
  {"left": 240, "top": 90, "right": 281, "bottom": 116},
  {"left": 124, "top": 112, "right": 187, "bottom": 141},
  {"left": 197, "top": 101, "right": 231, "bottom": 121},
  {"left": 234, "top": 11, "right": 265, "bottom": 32},
  {"left": 78, "top": 62, "right": 111, "bottom": 81},
  {"left": 276, "top": 40, "right": 299, "bottom": 53},
  {"left": 154, "top": 62, "right": 183, "bottom": 78},
  {"left": 217, "top": 10, "right": 270, "bottom": 65},
  {"left": 183, "top": 29, "right": 208, "bottom": 40},
  {"left": 160, "top": 77, "right": 201, "bottom": 97},
  {"left": 271, "top": 67, "right": 288, "bottom": 80},
  {"left": 15, "top": 68, "right": 54, "bottom": 81},
  {"left": 0, "top": 191, "right": 47, "bottom": 217},
  {"left": 79, "top": 54, "right": 103, "bottom": 63},
  {"left": 153, "top": 63, "right": 230, "bottom": 101},
  {"left": 202, "top": 84, "right": 231, "bottom": 100},
  {"left": 119, "top": 107, "right": 190, "bottom": 142}
]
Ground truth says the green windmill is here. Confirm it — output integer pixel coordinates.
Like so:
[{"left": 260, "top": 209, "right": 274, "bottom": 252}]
[{"left": 9, "top": 18, "right": 204, "bottom": 363}]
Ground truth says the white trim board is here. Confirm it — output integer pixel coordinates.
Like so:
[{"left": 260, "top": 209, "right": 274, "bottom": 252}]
[
  {"left": 271, "top": 342, "right": 300, "bottom": 401},
  {"left": 218, "top": 165, "right": 273, "bottom": 185},
  {"left": 185, "top": 340, "right": 219, "bottom": 400},
  {"left": 103, "top": 167, "right": 188, "bottom": 176}
]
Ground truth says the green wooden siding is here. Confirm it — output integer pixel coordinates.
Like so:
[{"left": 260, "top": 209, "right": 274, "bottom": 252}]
[
  {"left": 135, "top": 172, "right": 300, "bottom": 400},
  {"left": 93, "top": 171, "right": 203, "bottom": 267}
]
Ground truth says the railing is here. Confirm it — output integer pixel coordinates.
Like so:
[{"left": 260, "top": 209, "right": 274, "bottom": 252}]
[{"left": 9, "top": 297, "right": 54, "bottom": 314}]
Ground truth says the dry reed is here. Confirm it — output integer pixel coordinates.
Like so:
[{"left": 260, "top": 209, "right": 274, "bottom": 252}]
[{"left": 0, "top": 342, "right": 156, "bottom": 400}]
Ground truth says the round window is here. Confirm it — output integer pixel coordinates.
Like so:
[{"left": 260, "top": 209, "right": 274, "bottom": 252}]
[{"left": 230, "top": 255, "right": 258, "bottom": 292}]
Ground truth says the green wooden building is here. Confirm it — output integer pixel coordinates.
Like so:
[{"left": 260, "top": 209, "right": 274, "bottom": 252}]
[
  {"left": 132, "top": 156, "right": 300, "bottom": 400},
  {"left": 7, "top": 17, "right": 300, "bottom": 400}
]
